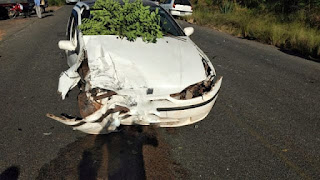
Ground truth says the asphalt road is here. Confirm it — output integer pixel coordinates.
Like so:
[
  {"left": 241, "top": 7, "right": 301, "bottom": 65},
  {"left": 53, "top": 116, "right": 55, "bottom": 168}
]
[{"left": 0, "top": 5, "right": 319, "bottom": 180}]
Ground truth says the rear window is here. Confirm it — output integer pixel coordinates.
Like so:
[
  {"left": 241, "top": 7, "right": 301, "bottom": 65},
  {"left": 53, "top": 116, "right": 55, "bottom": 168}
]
[{"left": 174, "top": 0, "right": 191, "bottom": 5}]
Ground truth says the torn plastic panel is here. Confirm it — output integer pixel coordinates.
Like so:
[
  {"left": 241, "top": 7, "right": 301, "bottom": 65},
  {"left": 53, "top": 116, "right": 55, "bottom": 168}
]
[{"left": 48, "top": 77, "right": 222, "bottom": 134}]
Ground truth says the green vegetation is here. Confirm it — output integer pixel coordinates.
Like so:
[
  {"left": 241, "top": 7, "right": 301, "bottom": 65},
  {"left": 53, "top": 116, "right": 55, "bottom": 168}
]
[
  {"left": 48, "top": 0, "right": 65, "bottom": 6},
  {"left": 79, "top": 0, "right": 163, "bottom": 43},
  {"left": 189, "top": 0, "right": 320, "bottom": 59}
]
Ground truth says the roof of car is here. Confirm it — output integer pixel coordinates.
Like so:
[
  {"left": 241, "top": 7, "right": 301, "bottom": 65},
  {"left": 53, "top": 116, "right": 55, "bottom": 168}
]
[{"left": 81, "top": 0, "right": 159, "bottom": 8}]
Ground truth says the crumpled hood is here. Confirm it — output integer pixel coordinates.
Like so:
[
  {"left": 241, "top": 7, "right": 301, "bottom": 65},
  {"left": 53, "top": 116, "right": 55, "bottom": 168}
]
[{"left": 83, "top": 35, "right": 207, "bottom": 96}]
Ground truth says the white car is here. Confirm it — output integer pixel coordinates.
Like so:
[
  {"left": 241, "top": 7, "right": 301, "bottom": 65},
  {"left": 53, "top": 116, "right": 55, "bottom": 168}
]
[
  {"left": 160, "top": 0, "right": 192, "bottom": 16},
  {"left": 48, "top": 0, "right": 222, "bottom": 134},
  {"left": 65, "top": 0, "right": 80, "bottom": 4}
]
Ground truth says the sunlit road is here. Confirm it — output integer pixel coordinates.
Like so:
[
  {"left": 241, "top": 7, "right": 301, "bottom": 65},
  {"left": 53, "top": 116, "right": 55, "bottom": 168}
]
[{"left": 0, "top": 5, "right": 319, "bottom": 179}]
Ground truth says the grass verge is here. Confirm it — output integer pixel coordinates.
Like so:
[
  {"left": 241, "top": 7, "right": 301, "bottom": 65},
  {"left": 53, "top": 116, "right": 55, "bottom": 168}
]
[{"left": 187, "top": 6, "right": 320, "bottom": 60}]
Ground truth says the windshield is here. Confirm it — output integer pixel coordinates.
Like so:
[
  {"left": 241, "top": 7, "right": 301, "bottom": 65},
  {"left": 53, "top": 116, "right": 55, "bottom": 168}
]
[
  {"left": 152, "top": 7, "right": 185, "bottom": 36},
  {"left": 86, "top": 6, "right": 185, "bottom": 37}
]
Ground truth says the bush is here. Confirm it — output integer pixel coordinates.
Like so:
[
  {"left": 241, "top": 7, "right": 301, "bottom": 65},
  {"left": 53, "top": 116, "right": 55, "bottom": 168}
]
[
  {"left": 219, "top": 0, "right": 234, "bottom": 14},
  {"left": 78, "top": 0, "right": 163, "bottom": 43}
]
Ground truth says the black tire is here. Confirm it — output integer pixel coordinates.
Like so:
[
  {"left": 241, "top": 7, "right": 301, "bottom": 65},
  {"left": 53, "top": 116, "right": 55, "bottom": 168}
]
[{"left": 41, "top": 6, "right": 45, "bottom": 13}]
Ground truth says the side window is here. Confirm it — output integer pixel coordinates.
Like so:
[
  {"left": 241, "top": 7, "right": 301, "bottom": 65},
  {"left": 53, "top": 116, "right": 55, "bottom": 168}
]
[
  {"left": 81, "top": 8, "right": 90, "bottom": 19},
  {"left": 164, "top": 0, "right": 172, "bottom": 4}
]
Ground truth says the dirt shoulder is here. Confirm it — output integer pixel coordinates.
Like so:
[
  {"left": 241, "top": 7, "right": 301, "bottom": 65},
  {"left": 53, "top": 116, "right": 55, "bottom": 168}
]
[{"left": 0, "top": 6, "right": 62, "bottom": 41}]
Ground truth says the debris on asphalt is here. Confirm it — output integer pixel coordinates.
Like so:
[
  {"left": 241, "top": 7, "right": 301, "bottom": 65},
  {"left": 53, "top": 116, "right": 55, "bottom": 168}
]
[
  {"left": 43, "top": 132, "right": 52, "bottom": 136},
  {"left": 131, "top": 150, "right": 138, "bottom": 155}
]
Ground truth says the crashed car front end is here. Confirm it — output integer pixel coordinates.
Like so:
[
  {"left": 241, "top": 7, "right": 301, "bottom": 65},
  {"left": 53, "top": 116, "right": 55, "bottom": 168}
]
[{"left": 48, "top": 2, "right": 222, "bottom": 134}]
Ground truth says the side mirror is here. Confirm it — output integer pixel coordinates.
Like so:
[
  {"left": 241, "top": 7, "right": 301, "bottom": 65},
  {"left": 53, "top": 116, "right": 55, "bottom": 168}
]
[
  {"left": 58, "top": 40, "right": 76, "bottom": 51},
  {"left": 184, "top": 27, "right": 194, "bottom": 37}
]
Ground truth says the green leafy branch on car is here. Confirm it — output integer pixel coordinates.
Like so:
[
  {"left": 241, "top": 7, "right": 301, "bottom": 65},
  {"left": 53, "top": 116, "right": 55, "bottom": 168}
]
[{"left": 79, "top": 0, "right": 163, "bottom": 43}]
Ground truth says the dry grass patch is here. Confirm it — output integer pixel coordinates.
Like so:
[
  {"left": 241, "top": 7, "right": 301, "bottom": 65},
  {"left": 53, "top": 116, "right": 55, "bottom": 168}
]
[{"left": 189, "top": 6, "right": 320, "bottom": 59}]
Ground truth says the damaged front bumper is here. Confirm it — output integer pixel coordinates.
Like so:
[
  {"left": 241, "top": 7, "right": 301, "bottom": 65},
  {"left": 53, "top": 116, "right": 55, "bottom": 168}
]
[
  {"left": 121, "top": 76, "right": 222, "bottom": 127},
  {"left": 47, "top": 76, "right": 222, "bottom": 134}
]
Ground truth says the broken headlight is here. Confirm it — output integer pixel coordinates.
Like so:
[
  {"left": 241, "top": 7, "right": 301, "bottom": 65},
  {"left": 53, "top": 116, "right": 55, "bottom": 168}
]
[
  {"left": 170, "top": 79, "right": 214, "bottom": 100},
  {"left": 170, "top": 57, "right": 215, "bottom": 100}
]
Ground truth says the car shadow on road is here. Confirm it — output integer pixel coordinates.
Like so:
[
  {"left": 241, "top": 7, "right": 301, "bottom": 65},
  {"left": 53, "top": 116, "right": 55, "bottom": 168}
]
[
  {"left": 278, "top": 47, "right": 320, "bottom": 63},
  {"left": 36, "top": 126, "right": 158, "bottom": 180},
  {"left": 0, "top": 166, "right": 20, "bottom": 180},
  {"left": 41, "top": 14, "right": 54, "bottom": 19}
]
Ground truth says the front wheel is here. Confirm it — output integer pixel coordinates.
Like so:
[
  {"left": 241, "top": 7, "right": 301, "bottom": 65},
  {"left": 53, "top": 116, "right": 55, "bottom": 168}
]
[
  {"left": 8, "top": 9, "right": 17, "bottom": 19},
  {"left": 41, "top": 6, "right": 45, "bottom": 13}
]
